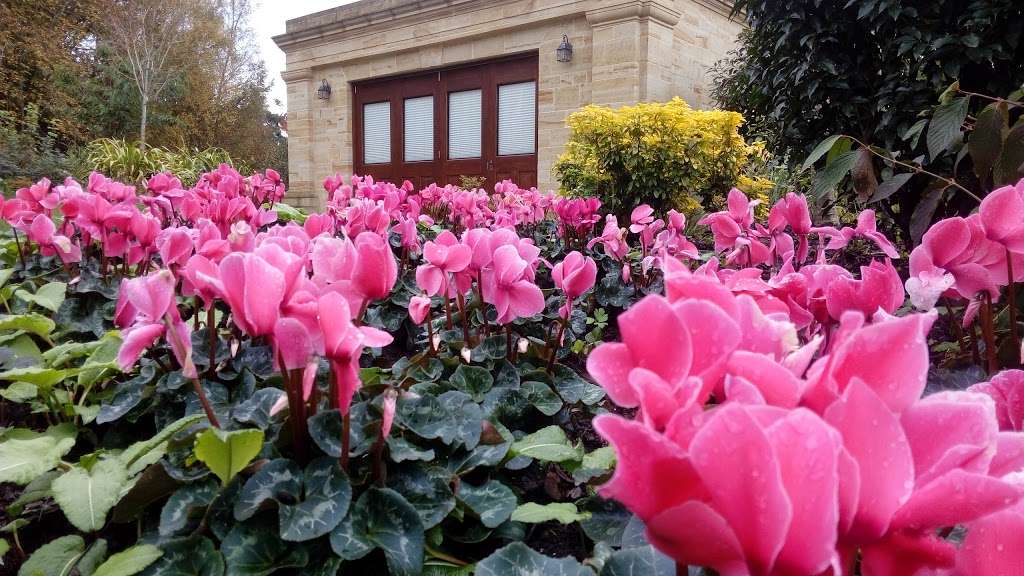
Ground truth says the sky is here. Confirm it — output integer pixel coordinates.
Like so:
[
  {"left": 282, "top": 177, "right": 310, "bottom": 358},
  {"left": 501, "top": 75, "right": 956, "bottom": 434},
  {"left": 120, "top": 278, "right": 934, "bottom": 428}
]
[{"left": 253, "top": 0, "right": 360, "bottom": 113}]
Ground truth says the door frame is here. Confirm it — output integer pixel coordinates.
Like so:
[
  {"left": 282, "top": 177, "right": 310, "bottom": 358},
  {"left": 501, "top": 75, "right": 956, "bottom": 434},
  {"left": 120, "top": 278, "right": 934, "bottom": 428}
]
[{"left": 352, "top": 51, "right": 539, "bottom": 189}]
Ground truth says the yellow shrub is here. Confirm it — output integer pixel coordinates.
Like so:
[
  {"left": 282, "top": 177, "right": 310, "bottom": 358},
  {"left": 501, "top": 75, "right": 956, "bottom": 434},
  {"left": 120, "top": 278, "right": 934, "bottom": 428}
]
[{"left": 554, "top": 97, "right": 765, "bottom": 216}]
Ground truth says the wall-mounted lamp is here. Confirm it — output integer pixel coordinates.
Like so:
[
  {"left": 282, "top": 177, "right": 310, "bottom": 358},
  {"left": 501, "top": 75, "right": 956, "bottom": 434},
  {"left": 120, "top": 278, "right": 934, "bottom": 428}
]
[
  {"left": 316, "top": 79, "right": 332, "bottom": 100},
  {"left": 556, "top": 35, "right": 573, "bottom": 63}
]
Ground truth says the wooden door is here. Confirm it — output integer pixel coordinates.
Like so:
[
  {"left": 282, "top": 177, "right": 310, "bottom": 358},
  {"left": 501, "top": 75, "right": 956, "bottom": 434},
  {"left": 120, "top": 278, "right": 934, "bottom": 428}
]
[{"left": 352, "top": 53, "right": 539, "bottom": 190}]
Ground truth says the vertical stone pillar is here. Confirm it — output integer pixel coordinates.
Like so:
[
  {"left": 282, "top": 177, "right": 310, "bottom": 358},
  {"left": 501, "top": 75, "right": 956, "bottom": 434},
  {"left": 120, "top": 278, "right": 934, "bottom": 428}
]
[
  {"left": 281, "top": 68, "right": 316, "bottom": 209},
  {"left": 585, "top": 0, "right": 681, "bottom": 106}
]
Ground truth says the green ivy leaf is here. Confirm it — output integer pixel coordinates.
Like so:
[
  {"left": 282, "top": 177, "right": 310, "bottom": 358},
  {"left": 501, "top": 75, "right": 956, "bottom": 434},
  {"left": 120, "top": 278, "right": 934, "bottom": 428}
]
[
  {"left": 550, "top": 364, "right": 603, "bottom": 405},
  {"left": 52, "top": 457, "right": 129, "bottom": 532},
  {"left": 520, "top": 380, "right": 562, "bottom": 416},
  {"left": 0, "top": 423, "right": 77, "bottom": 485},
  {"left": 387, "top": 466, "right": 455, "bottom": 529},
  {"left": 511, "top": 502, "right": 589, "bottom": 524},
  {"left": 573, "top": 446, "right": 617, "bottom": 483},
  {"left": 476, "top": 542, "right": 590, "bottom": 576},
  {"left": 233, "top": 459, "right": 302, "bottom": 521},
  {"left": 278, "top": 458, "right": 351, "bottom": 542},
  {"left": 221, "top": 521, "right": 309, "bottom": 576},
  {"left": 386, "top": 436, "right": 435, "bottom": 463},
  {"left": 449, "top": 364, "right": 493, "bottom": 400},
  {"left": 458, "top": 480, "right": 516, "bottom": 528},
  {"left": 160, "top": 480, "right": 219, "bottom": 537},
  {"left": 600, "top": 545, "right": 674, "bottom": 576},
  {"left": 194, "top": 428, "right": 264, "bottom": 487},
  {"left": 138, "top": 537, "right": 224, "bottom": 576},
  {"left": 328, "top": 509, "right": 374, "bottom": 561},
  {"left": 91, "top": 544, "right": 163, "bottom": 576},
  {"left": 927, "top": 96, "right": 969, "bottom": 160},
  {"left": 0, "top": 313, "right": 56, "bottom": 338},
  {"left": 15, "top": 282, "right": 67, "bottom": 313},
  {"left": 17, "top": 535, "right": 85, "bottom": 576},
  {"left": 510, "top": 425, "right": 583, "bottom": 463},
  {"left": 354, "top": 488, "right": 425, "bottom": 576}
]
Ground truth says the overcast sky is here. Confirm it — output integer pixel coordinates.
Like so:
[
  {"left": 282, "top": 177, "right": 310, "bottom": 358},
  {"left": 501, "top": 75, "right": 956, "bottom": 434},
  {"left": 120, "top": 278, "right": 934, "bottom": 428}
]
[{"left": 253, "top": 0, "right": 359, "bottom": 113}]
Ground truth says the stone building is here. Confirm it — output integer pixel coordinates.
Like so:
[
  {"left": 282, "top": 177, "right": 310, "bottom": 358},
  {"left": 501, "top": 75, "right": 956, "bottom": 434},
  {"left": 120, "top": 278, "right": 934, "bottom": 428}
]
[{"left": 273, "top": 0, "right": 742, "bottom": 210}]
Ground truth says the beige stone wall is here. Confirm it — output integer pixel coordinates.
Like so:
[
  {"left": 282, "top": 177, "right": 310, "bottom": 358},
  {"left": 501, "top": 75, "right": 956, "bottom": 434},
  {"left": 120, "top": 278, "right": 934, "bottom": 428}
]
[{"left": 275, "top": 0, "right": 740, "bottom": 210}]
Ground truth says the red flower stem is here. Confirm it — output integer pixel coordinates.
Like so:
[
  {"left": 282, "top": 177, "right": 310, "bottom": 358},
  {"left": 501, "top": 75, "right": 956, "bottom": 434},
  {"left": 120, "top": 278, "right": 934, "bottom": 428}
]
[
  {"left": 969, "top": 321, "right": 981, "bottom": 365},
  {"left": 164, "top": 316, "right": 220, "bottom": 428},
  {"left": 981, "top": 293, "right": 999, "bottom": 374},
  {"left": 372, "top": 432, "right": 386, "bottom": 486},
  {"left": 506, "top": 325, "right": 513, "bottom": 361},
  {"left": 425, "top": 312, "right": 436, "bottom": 354},
  {"left": 191, "top": 377, "right": 221, "bottom": 429},
  {"left": 456, "top": 292, "right": 471, "bottom": 346},
  {"left": 285, "top": 368, "right": 308, "bottom": 462},
  {"left": 11, "top": 228, "right": 26, "bottom": 269},
  {"left": 1007, "top": 249, "right": 1019, "bottom": 365},
  {"left": 443, "top": 290, "right": 454, "bottom": 330},
  {"left": 547, "top": 317, "right": 568, "bottom": 373}
]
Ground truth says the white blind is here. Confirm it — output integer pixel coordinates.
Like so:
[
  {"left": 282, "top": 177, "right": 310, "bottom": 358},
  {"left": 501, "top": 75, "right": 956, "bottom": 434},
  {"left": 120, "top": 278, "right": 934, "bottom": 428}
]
[
  {"left": 498, "top": 81, "right": 536, "bottom": 156},
  {"left": 404, "top": 96, "right": 434, "bottom": 162},
  {"left": 363, "top": 101, "right": 391, "bottom": 164},
  {"left": 448, "top": 89, "right": 482, "bottom": 159}
]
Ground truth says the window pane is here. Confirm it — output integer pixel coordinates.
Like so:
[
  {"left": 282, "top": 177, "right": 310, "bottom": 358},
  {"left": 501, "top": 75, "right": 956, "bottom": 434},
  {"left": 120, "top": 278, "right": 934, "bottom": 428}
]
[
  {"left": 363, "top": 101, "right": 391, "bottom": 164},
  {"left": 498, "top": 81, "right": 536, "bottom": 156},
  {"left": 404, "top": 96, "right": 433, "bottom": 162},
  {"left": 448, "top": 89, "right": 482, "bottom": 159}
]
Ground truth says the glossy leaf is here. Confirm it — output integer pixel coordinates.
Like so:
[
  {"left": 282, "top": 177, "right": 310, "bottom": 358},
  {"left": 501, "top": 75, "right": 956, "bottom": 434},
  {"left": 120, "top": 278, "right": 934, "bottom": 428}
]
[
  {"left": 0, "top": 423, "right": 77, "bottom": 485},
  {"left": 476, "top": 542, "right": 590, "bottom": 576},
  {"left": 458, "top": 480, "right": 516, "bottom": 528},
  {"left": 510, "top": 502, "right": 589, "bottom": 524},
  {"left": 278, "top": 458, "right": 351, "bottom": 542},
  {"left": 194, "top": 428, "right": 264, "bottom": 486},
  {"left": 91, "top": 544, "right": 163, "bottom": 576},
  {"left": 52, "top": 457, "right": 130, "bottom": 532},
  {"left": 233, "top": 459, "right": 301, "bottom": 521}
]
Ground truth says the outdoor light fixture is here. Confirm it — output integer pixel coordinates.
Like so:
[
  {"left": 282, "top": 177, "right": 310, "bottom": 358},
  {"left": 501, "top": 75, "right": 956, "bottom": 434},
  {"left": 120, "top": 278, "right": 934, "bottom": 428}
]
[
  {"left": 556, "top": 35, "right": 573, "bottom": 62},
  {"left": 316, "top": 79, "right": 332, "bottom": 100}
]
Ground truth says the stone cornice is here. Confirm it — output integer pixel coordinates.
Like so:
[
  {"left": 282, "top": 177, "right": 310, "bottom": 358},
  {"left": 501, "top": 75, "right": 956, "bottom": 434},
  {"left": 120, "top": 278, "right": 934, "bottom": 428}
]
[
  {"left": 280, "top": 68, "right": 313, "bottom": 83},
  {"left": 273, "top": 0, "right": 479, "bottom": 50},
  {"left": 585, "top": 0, "right": 681, "bottom": 28}
]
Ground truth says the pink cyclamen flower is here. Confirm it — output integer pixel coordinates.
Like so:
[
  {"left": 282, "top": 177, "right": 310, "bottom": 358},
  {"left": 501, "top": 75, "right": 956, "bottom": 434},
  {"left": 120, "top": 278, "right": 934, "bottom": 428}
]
[
  {"left": 812, "top": 209, "right": 900, "bottom": 259},
  {"left": 415, "top": 230, "right": 472, "bottom": 296},
  {"left": 350, "top": 231, "right": 398, "bottom": 306},
  {"left": 409, "top": 295, "right": 432, "bottom": 325},
  {"left": 319, "top": 291, "right": 393, "bottom": 414},
  {"left": 596, "top": 404, "right": 844, "bottom": 576},
  {"left": 979, "top": 178, "right": 1024, "bottom": 252},
  {"left": 481, "top": 244, "right": 545, "bottom": 325},
  {"left": 629, "top": 204, "right": 655, "bottom": 233},
  {"left": 551, "top": 251, "right": 597, "bottom": 300},
  {"left": 969, "top": 369, "right": 1024, "bottom": 431},
  {"left": 587, "top": 215, "right": 629, "bottom": 260},
  {"left": 825, "top": 259, "right": 905, "bottom": 321},
  {"left": 116, "top": 270, "right": 196, "bottom": 378}
]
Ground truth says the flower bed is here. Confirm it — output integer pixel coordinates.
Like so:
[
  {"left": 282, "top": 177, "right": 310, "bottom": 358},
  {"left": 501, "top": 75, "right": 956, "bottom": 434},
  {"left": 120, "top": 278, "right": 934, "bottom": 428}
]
[{"left": 1, "top": 168, "right": 1023, "bottom": 575}]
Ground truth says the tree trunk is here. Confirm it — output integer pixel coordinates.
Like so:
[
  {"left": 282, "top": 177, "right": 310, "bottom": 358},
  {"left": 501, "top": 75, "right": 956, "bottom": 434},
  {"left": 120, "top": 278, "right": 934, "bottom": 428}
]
[{"left": 139, "top": 93, "right": 149, "bottom": 150}]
